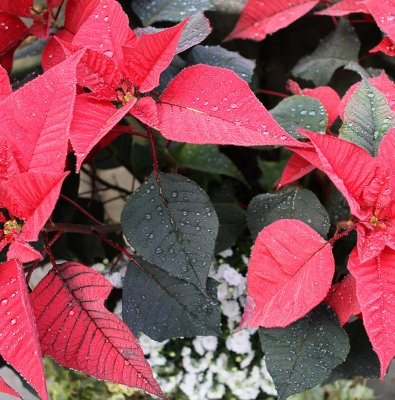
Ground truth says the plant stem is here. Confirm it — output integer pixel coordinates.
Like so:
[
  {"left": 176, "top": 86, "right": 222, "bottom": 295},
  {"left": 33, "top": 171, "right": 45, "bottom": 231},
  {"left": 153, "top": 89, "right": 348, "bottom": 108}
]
[{"left": 60, "top": 193, "right": 103, "bottom": 225}]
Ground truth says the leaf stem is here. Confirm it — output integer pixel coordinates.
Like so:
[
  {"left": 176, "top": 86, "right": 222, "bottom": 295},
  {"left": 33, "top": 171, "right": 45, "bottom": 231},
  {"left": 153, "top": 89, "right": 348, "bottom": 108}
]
[
  {"left": 44, "top": 222, "right": 122, "bottom": 234},
  {"left": 329, "top": 223, "right": 357, "bottom": 245},
  {"left": 258, "top": 89, "right": 289, "bottom": 98},
  {"left": 60, "top": 193, "right": 103, "bottom": 225}
]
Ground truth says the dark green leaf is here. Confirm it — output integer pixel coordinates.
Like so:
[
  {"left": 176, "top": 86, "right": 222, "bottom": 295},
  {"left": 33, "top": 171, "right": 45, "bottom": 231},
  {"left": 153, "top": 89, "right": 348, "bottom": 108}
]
[
  {"left": 247, "top": 187, "right": 330, "bottom": 240},
  {"left": 122, "top": 257, "right": 221, "bottom": 341},
  {"left": 327, "top": 187, "right": 350, "bottom": 223},
  {"left": 339, "top": 80, "right": 394, "bottom": 156},
  {"left": 187, "top": 45, "right": 256, "bottom": 83},
  {"left": 132, "top": 0, "right": 214, "bottom": 25},
  {"left": 157, "top": 56, "right": 187, "bottom": 93},
  {"left": 271, "top": 95, "right": 328, "bottom": 138},
  {"left": 121, "top": 173, "right": 218, "bottom": 289},
  {"left": 327, "top": 319, "right": 380, "bottom": 382},
  {"left": 259, "top": 305, "right": 350, "bottom": 400},
  {"left": 292, "top": 19, "right": 360, "bottom": 86},
  {"left": 257, "top": 157, "right": 288, "bottom": 192},
  {"left": 214, "top": 203, "right": 246, "bottom": 253},
  {"left": 171, "top": 143, "right": 247, "bottom": 185}
]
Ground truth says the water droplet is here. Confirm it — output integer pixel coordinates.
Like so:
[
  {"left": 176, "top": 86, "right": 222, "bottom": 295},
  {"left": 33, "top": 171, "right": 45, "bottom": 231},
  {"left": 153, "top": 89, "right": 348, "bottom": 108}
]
[
  {"left": 145, "top": 213, "right": 152, "bottom": 220},
  {"left": 230, "top": 103, "right": 238, "bottom": 109},
  {"left": 171, "top": 192, "right": 178, "bottom": 198},
  {"left": 104, "top": 16, "right": 109, "bottom": 22},
  {"left": 10, "top": 319, "right": 16, "bottom": 325},
  {"left": 1, "top": 299, "right": 7, "bottom": 305},
  {"left": 212, "top": 106, "right": 219, "bottom": 111},
  {"left": 69, "top": 310, "right": 75, "bottom": 316}
]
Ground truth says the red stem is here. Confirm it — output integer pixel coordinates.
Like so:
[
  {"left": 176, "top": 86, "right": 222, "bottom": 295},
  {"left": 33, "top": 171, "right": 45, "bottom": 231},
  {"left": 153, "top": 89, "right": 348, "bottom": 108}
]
[
  {"left": 258, "top": 89, "right": 289, "bottom": 98},
  {"left": 329, "top": 224, "right": 357, "bottom": 245},
  {"left": 60, "top": 193, "right": 103, "bottom": 225},
  {"left": 147, "top": 127, "right": 159, "bottom": 174}
]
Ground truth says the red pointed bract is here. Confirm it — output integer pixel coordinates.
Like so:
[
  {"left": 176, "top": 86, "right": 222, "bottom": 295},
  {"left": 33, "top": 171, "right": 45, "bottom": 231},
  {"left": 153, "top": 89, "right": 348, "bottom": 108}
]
[
  {"left": 0, "top": 376, "right": 21, "bottom": 399},
  {"left": 30, "top": 262, "right": 166, "bottom": 400},
  {"left": 0, "top": 171, "right": 69, "bottom": 241},
  {"left": 157, "top": 65, "right": 306, "bottom": 147},
  {"left": 70, "top": 95, "right": 136, "bottom": 171},
  {"left": 348, "top": 247, "right": 395, "bottom": 378},
  {"left": 325, "top": 274, "right": 360, "bottom": 326},
  {"left": 123, "top": 19, "right": 188, "bottom": 93},
  {"left": 277, "top": 153, "right": 315, "bottom": 188},
  {"left": 8, "top": 239, "right": 41, "bottom": 263},
  {"left": 370, "top": 36, "right": 395, "bottom": 56},
  {"left": 303, "top": 131, "right": 376, "bottom": 218},
  {"left": 316, "top": 0, "right": 369, "bottom": 16},
  {"left": 241, "top": 219, "right": 334, "bottom": 328},
  {"left": 72, "top": 0, "right": 136, "bottom": 62},
  {"left": 0, "top": 260, "right": 48, "bottom": 400},
  {"left": 130, "top": 96, "right": 159, "bottom": 128},
  {"left": 365, "top": 0, "right": 395, "bottom": 42},
  {"left": 225, "top": 0, "right": 319, "bottom": 41},
  {"left": 0, "top": 0, "right": 32, "bottom": 17},
  {"left": 0, "top": 51, "right": 83, "bottom": 174},
  {"left": 0, "top": 65, "right": 11, "bottom": 100}
]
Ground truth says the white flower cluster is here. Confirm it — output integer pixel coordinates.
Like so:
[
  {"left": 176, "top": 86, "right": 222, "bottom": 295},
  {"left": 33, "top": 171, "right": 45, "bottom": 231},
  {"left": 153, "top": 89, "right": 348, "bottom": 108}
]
[{"left": 134, "top": 249, "right": 277, "bottom": 400}]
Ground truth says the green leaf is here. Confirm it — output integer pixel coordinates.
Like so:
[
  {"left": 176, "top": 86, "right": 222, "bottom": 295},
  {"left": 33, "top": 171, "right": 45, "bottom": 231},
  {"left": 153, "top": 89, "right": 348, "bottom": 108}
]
[
  {"left": 121, "top": 173, "right": 218, "bottom": 290},
  {"left": 327, "top": 320, "right": 380, "bottom": 382},
  {"left": 171, "top": 143, "right": 248, "bottom": 185},
  {"left": 271, "top": 95, "right": 328, "bottom": 138},
  {"left": 214, "top": 203, "right": 246, "bottom": 253},
  {"left": 247, "top": 187, "right": 330, "bottom": 240},
  {"left": 339, "top": 80, "right": 394, "bottom": 156},
  {"left": 259, "top": 305, "right": 350, "bottom": 400},
  {"left": 257, "top": 157, "right": 288, "bottom": 192},
  {"left": 187, "top": 45, "right": 256, "bottom": 83},
  {"left": 122, "top": 257, "right": 221, "bottom": 341},
  {"left": 132, "top": 0, "right": 214, "bottom": 25},
  {"left": 292, "top": 19, "right": 360, "bottom": 86}
]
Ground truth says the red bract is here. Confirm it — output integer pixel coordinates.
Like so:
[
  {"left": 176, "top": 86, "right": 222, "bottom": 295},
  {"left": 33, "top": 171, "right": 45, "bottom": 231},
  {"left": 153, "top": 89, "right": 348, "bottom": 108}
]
[
  {"left": 0, "top": 260, "right": 47, "bottom": 400},
  {"left": 225, "top": 0, "right": 319, "bottom": 41},
  {"left": 348, "top": 247, "right": 395, "bottom": 378},
  {"left": 365, "top": 0, "right": 395, "bottom": 42},
  {"left": 277, "top": 152, "right": 316, "bottom": 188},
  {"left": 0, "top": 51, "right": 83, "bottom": 174},
  {"left": 157, "top": 64, "right": 306, "bottom": 147},
  {"left": 370, "top": 36, "right": 395, "bottom": 56},
  {"left": 325, "top": 274, "right": 360, "bottom": 326},
  {"left": 305, "top": 131, "right": 395, "bottom": 262},
  {"left": 240, "top": 219, "right": 334, "bottom": 328},
  {"left": 0, "top": 376, "right": 21, "bottom": 399},
  {"left": 30, "top": 262, "right": 166, "bottom": 400},
  {"left": 316, "top": 0, "right": 369, "bottom": 16}
]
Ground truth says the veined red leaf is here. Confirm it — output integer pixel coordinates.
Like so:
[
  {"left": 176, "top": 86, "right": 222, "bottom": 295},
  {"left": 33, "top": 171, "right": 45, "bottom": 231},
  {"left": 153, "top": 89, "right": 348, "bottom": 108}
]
[
  {"left": 0, "top": 65, "right": 11, "bottom": 100},
  {"left": 0, "top": 260, "right": 47, "bottom": 400},
  {"left": 47, "top": 0, "right": 64, "bottom": 8},
  {"left": 65, "top": 0, "right": 101, "bottom": 35},
  {"left": 70, "top": 94, "right": 136, "bottom": 171},
  {"left": 225, "top": 0, "right": 319, "bottom": 42},
  {"left": 370, "top": 36, "right": 395, "bottom": 56},
  {"left": 339, "top": 72, "right": 395, "bottom": 120},
  {"left": 303, "top": 131, "right": 376, "bottom": 218},
  {"left": 57, "top": 38, "right": 122, "bottom": 99},
  {"left": 0, "top": 138, "right": 20, "bottom": 181},
  {"left": 72, "top": 0, "right": 137, "bottom": 62},
  {"left": 157, "top": 65, "right": 306, "bottom": 147},
  {"left": 123, "top": 19, "right": 188, "bottom": 93},
  {"left": 365, "top": 0, "right": 395, "bottom": 42},
  {"left": 316, "top": 0, "right": 369, "bottom": 16},
  {"left": 0, "top": 171, "right": 69, "bottom": 242},
  {"left": 130, "top": 96, "right": 159, "bottom": 128},
  {"left": 348, "top": 247, "right": 395, "bottom": 378},
  {"left": 240, "top": 219, "right": 334, "bottom": 328},
  {"left": 7, "top": 238, "right": 41, "bottom": 263},
  {"left": 41, "top": 30, "right": 73, "bottom": 71},
  {"left": 0, "top": 51, "right": 83, "bottom": 174},
  {"left": 30, "top": 262, "right": 166, "bottom": 400},
  {"left": 325, "top": 274, "right": 360, "bottom": 326},
  {"left": 0, "top": 376, "right": 21, "bottom": 399},
  {"left": 277, "top": 152, "right": 316, "bottom": 188},
  {"left": 0, "top": 0, "right": 32, "bottom": 17},
  {"left": 379, "top": 127, "right": 395, "bottom": 194}
]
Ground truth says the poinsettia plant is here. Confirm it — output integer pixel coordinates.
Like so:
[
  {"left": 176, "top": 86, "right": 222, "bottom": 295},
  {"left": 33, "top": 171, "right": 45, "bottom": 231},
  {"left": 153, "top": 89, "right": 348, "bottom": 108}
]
[{"left": 1, "top": 0, "right": 395, "bottom": 398}]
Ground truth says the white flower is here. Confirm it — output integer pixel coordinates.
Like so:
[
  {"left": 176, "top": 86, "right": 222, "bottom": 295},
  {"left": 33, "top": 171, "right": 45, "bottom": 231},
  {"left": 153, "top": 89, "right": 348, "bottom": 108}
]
[
  {"left": 260, "top": 359, "right": 277, "bottom": 396},
  {"left": 113, "top": 299, "right": 122, "bottom": 318},
  {"left": 242, "top": 255, "right": 250, "bottom": 265},
  {"left": 240, "top": 350, "right": 255, "bottom": 368},
  {"left": 91, "top": 262, "right": 105, "bottom": 272},
  {"left": 193, "top": 336, "right": 218, "bottom": 356},
  {"left": 218, "top": 248, "right": 233, "bottom": 258},
  {"left": 226, "top": 330, "right": 252, "bottom": 354},
  {"left": 207, "top": 383, "right": 226, "bottom": 399},
  {"left": 217, "top": 281, "right": 230, "bottom": 301},
  {"left": 105, "top": 271, "right": 123, "bottom": 288},
  {"left": 138, "top": 333, "right": 167, "bottom": 355},
  {"left": 223, "top": 266, "right": 244, "bottom": 286},
  {"left": 221, "top": 299, "right": 241, "bottom": 321}
]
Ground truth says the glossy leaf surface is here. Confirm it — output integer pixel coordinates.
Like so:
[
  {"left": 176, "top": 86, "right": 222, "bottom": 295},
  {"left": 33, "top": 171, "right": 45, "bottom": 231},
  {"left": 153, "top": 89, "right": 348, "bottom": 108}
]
[
  {"left": 121, "top": 173, "right": 218, "bottom": 290},
  {"left": 123, "top": 257, "right": 220, "bottom": 341},
  {"left": 30, "top": 262, "right": 165, "bottom": 400},
  {"left": 242, "top": 219, "right": 334, "bottom": 328},
  {"left": 259, "top": 305, "right": 349, "bottom": 400}
]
